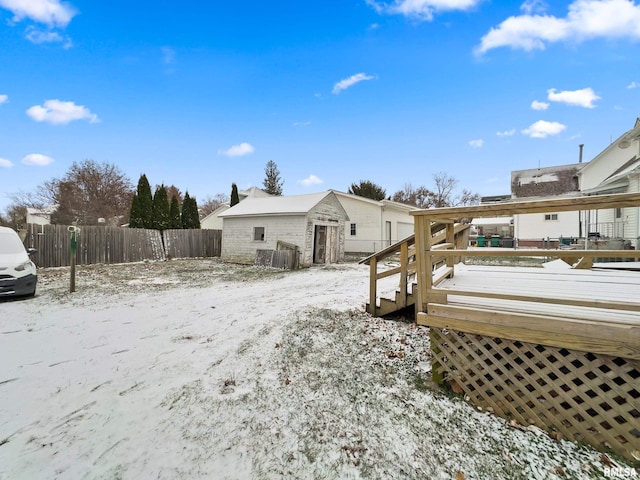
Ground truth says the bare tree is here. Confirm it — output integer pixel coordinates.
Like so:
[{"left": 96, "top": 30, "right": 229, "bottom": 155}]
[
  {"left": 391, "top": 183, "right": 433, "bottom": 208},
  {"left": 1, "top": 204, "right": 27, "bottom": 230},
  {"left": 4, "top": 189, "right": 51, "bottom": 229},
  {"left": 431, "top": 172, "right": 458, "bottom": 208},
  {"left": 392, "top": 174, "right": 480, "bottom": 210},
  {"left": 165, "top": 185, "right": 183, "bottom": 204},
  {"left": 45, "top": 160, "right": 134, "bottom": 225},
  {"left": 199, "top": 193, "right": 229, "bottom": 218},
  {"left": 456, "top": 188, "right": 481, "bottom": 207}
]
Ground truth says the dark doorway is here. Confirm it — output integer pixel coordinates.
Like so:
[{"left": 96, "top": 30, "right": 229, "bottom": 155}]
[{"left": 313, "top": 225, "right": 327, "bottom": 264}]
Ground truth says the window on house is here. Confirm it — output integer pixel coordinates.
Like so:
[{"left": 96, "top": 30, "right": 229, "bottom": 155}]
[
  {"left": 253, "top": 226, "right": 265, "bottom": 241},
  {"left": 350, "top": 223, "right": 357, "bottom": 236},
  {"left": 544, "top": 214, "right": 558, "bottom": 221},
  {"left": 615, "top": 208, "right": 622, "bottom": 219}
]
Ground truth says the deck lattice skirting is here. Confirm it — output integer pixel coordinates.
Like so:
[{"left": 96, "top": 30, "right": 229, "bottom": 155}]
[{"left": 430, "top": 328, "right": 640, "bottom": 461}]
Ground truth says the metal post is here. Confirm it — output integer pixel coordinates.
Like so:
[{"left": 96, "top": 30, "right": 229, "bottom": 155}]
[{"left": 69, "top": 226, "right": 77, "bottom": 293}]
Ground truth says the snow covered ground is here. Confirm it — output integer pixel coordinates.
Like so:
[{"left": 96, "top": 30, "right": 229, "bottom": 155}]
[{"left": 0, "top": 259, "right": 635, "bottom": 479}]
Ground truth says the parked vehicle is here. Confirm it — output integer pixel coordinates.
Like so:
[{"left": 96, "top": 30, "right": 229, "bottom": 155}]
[{"left": 0, "top": 226, "right": 37, "bottom": 297}]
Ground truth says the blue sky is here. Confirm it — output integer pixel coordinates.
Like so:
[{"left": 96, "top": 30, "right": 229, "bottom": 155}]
[{"left": 1, "top": 0, "right": 639, "bottom": 211}]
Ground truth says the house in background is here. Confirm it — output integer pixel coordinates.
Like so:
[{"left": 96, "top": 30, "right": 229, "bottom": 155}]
[
  {"left": 200, "top": 187, "right": 271, "bottom": 230},
  {"left": 511, "top": 163, "right": 584, "bottom": 247},
  {"left": 577, "top": 118, "right": 640, "bottom": 247},
  {"left": 26, "top": 206, "right": 56, "bottom": 226},
  {"left": 508, "top": 117, "right": 640, "bottom": 249},
  {"left": 219, "top": 191, "right": 349, "bottom": 267},
  {"left": 471, "top": 195, "right": 514, "bottom": 245},
  {"left": 330, "top": 190, "right": 419, "bottom": 254}
]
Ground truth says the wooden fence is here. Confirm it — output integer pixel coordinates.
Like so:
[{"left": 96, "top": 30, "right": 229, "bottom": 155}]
[
  {"left": 23, "top": 224, "right": 221, "bottom": 268},
  {"left": 163, "top": 228, "right": 222, "bottom": 259}
]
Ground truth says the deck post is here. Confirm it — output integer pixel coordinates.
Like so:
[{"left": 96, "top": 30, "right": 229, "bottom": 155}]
[
  {"left": 414, "top": 216, "right": 434, "bottom": 315},
  {"left": 445, "top": 223, "right": 455, "bottom": 272},
  {"left": 369, "top": 256, "right": 377, "bottom": 315},
  {"left": 399, "top": 241, "right": 408, "bottom": 309},
  {"left": 414, "top": 217, "right": 424, "bottom": 316}
]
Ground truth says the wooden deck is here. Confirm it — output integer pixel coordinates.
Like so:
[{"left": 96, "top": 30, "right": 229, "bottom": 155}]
[
  {"left": 406, "top": 192, "right": 640, "bottom": 461},
  {"left": 425, "top": 263, "right": 640, "bottom": 360}
]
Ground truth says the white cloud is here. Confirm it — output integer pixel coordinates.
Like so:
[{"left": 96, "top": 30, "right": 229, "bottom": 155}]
[
  {"left": 218, "top": 142, "right": 255, "bottom": 157},
  {"left": 0, "top": 0, "right": 77, "bottom": 27},
  {"left": 469, "top": 139, "right": 484, "bottom": 148},
  {"left": 299, "top": 174, "right": 323, "bottom": 187},
  {"left": 627, "top": 81, "right": 640, "bottom": 89},
  {"left": 26, "top": 99, "right": 99, "bottom": 125},
  {"left": 161, "top": 47, "right": 176, "bottom": 65},
  {"left": 531, "top": 100, "right": 549, "bottom": 110},
  {"left": 521, "top": 120, "right": 566, "bottom": 138},
  {"left": 476, "top": 0, "right": 640, "bottom": 55},
  {"left": 22, "top": 153, "right": 54, "bottom": 166},
  {"left": 496, "top": 129, "right": 516, "bottom": 137},
  {"left": 25, "top": 26, "right": 72, "bottom": 47},
  {"left": 547, "top": 87, "right": 600, "bottom": 108},
  {"left": 520, "top": 0, "right": 547, "bottom": 15},
  {"left": 332, "top": 73, "right": 374, "bottom": 94},
  {"left": 293, "top": 121, "right": 311, "bottom": 127},
  {"left": 0, "top": 94, "right": 7, "bottom": 105},
  {"left": 367, "top": 0, "right": 482, "bottom": 21},
  {"left": 0, "top": 157, "right": 14, "bottom": 168}
]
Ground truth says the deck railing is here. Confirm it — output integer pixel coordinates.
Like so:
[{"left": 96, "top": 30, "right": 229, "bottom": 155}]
[
  {"left": 410, "top": 192, "right": 640, "bottom": 462},
  {"left": 360, "top": 223, "right": 470, "bottom": 317},
  {"left": 412, "top": 193, "right": 640, "bottom": 329}
]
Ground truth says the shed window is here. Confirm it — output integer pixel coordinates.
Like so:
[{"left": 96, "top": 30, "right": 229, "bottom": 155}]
[
  {"left": 615, "top": 208, "right": 622, "bottom": 219},
  {"left": 544, "top": 214, "right": 558, "bottom": 221},
  {"left": 350, "top": 223, "right": 357, "bottom": 236},
  {"left": 253, "top": 226, "right": 265, "bottom": 241}
]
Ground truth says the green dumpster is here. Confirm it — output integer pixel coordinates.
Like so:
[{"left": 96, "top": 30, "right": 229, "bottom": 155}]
[
  {"left": 477, "top": 235, "right": 486, "bottom": 247},
  {"left": 560, "top": 237, "right": 571, "bottom": 246},
  {"left": 491, "top": 236, "right": 500, "bottom": 247}
]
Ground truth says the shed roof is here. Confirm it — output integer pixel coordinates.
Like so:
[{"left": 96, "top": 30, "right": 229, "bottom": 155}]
[
  {"left": 219, "top": 191, "right": 339, "bottom": 218},
  {"left": 239, "top": 186, "right": 271, "bottom": 199},
  {"left": 329, "top": 190, "right": 419, "bottom": 212}
]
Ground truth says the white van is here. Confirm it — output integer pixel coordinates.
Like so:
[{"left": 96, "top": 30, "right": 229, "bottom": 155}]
[{"left": 0, "top": 226, "right": 37, "bottom": 297}]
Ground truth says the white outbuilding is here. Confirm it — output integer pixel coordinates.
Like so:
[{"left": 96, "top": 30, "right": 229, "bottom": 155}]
[{"left": 219, "top": 191, "right": 349, "bottom": 267}]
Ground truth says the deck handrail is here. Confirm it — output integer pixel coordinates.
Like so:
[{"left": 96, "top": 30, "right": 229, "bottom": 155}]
[
  {"left": 410, "top": 192, "right": 640, "bottom": 219},
  {"left": 361, "top": 222, "right": 470, "bottom": 316}
]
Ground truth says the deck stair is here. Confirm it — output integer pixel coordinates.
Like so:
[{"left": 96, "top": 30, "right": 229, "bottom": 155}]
[{"left": 360, "top": 223, "right": 470, "bottom": 317}]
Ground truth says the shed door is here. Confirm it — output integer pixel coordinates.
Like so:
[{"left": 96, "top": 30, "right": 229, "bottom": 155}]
[{"left": 314, "top": 225, "right": 327, "bottom": 264}]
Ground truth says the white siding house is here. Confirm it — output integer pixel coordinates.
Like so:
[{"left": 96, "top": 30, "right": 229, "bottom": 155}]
[
  {"left": 26, "top": 206, "right": 56, "bottom": 226},
  {"left": 577, "top": 118, "right": 640, "bottom": 248},
  {"left": 511, "top": 163, "right": 584, "bottom": 247},
  {"left": 509, "top": 118, "right": 640, "bottom": 248},
  {"left": 219, "top": 191, "right": 349, "bottom": 267},
  {"left": 331, "top": 191, "right": 419, "bottom": 254}
]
